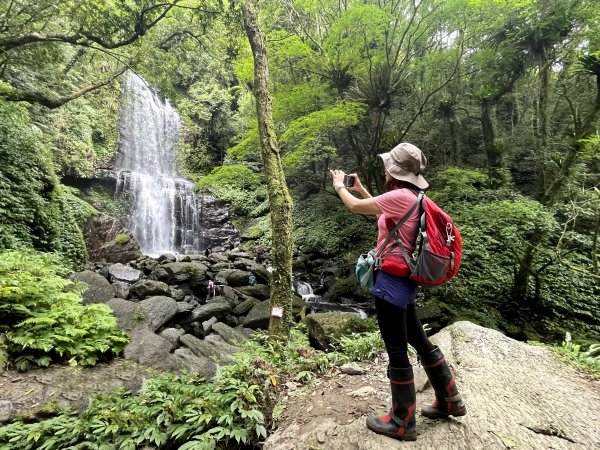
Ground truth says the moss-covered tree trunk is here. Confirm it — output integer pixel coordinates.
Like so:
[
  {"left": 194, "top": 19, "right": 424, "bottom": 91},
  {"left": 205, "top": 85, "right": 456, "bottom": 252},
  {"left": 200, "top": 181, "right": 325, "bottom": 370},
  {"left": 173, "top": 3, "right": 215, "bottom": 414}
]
[{"left": 242, "top": 0, "right": 294, "bottom": 337}]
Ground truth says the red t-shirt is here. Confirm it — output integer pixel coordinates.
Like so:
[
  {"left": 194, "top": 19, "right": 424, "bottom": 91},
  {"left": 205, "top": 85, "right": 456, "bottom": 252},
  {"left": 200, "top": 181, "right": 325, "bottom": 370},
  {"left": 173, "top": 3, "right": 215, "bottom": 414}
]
[{"left": 373, "top": 188, "right": 420, "bottom": 275}]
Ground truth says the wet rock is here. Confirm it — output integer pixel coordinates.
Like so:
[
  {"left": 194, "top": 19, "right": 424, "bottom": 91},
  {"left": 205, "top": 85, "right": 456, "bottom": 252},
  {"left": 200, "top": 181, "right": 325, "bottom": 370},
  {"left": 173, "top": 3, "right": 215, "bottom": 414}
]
[{"left": 83, "top": 214, "right": 143, "bottom": 264}]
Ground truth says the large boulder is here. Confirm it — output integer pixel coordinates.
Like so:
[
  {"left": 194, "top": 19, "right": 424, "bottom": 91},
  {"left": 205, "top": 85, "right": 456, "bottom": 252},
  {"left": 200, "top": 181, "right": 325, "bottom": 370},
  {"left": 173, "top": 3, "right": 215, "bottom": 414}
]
[
  {"left": 106, "top": 298, "right": 145, "bottom": 332},
  {"left": 211, "top": 322, "right": 249, "bottom": 345},
  {"left": 304, "top": 312, "right": 378, "bottom": 350},
  {"left": 129, "top": 280, "right": 170, "bottom": 299},
  {"left": 123, "top": 328, "right": 180, "bottom": 372},
  {"left": 180, "top": 300, "right": 232, "bottom": 324},
  {"left": 83, "top": 214, "right": 143, "bottom": 264},
  {"left": 150, "top": 262, "right": 208, "bottom": 287},
  {"left": 70, "top": 271, "right": 115, "bottom": 305},
  {"left": 235, "top": 284, "right": 270, "bottom": 300},
  {"left": 172, "top": 348, "right": 217, "bottom": 379},
  {"left": 107, "top": 263, "right": 142, "bottom": 284},
  {"left": 264, "top": 321, "right": 600, "bottom": 450},
  {"left": 138, "top": 296, "right": 178, "bottom": 332},
  {"left": 215, "top": 269, "right": 252, "bottom": 287},
  {"left": 243, "top": 298, "right": 306, "bottom": 330}
]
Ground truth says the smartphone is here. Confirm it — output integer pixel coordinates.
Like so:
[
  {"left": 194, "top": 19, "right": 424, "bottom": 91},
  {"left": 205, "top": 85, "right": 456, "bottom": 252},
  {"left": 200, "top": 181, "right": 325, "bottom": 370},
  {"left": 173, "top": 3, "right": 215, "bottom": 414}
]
[{"left": 343, "top": 175, "right": 356, "bottom": 187}]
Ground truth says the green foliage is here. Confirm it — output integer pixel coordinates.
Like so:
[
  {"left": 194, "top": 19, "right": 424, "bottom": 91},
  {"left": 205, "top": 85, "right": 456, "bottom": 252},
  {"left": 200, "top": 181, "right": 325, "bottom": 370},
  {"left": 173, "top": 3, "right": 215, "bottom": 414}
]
[
  {"left": 0, "top": 251, "right": 128, "bottom": 370},
  {"left": 294, "top": 192, "right": 375, "bottom": 255},
  {"left": 532, "top": 333, "right": 600, "bottom": 379},
  {"left": 115, "top": 234, "right": 130, "bottom": 245},
  {"left": 196, "top": 165, "right": 268, "bottom": 219},
  {"left": 0, "top": 99, "right": 56, "bottom": 250},
  {"left": 334, "top": 331, "right": 385, "bottom": 361},
  {"left": 0, "top": 99, "right": 88, "bottom": 268},
  {"left": 0, "top": 323, "right": 377, "bottom": 449},
  {"left": 281, "top": 102, "right": 365, "bottom": 175}
]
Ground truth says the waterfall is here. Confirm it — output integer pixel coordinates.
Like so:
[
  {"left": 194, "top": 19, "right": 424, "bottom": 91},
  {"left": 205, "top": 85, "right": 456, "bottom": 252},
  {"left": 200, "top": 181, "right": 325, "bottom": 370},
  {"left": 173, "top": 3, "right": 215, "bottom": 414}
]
[
  {"left": 115, "top": 73, "right": 206, "bottom": 256},
  {"left": 294, "top": 280, "right": 321, "bottom": 302}
]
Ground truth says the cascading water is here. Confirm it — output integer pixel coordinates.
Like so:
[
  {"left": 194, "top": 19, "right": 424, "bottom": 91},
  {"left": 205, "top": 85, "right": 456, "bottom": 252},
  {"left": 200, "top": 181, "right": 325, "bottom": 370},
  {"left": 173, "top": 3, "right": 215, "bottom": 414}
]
[{"left": 115, "top": 73, "right": 216, "bottom": 256}]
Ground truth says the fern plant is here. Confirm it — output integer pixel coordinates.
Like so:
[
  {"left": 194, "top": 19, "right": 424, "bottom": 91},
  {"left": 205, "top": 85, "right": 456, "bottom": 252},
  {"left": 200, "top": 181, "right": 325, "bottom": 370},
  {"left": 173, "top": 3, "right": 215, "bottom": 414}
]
[{"left": 0, "top": 250, "right": 128, "bottom": 370}]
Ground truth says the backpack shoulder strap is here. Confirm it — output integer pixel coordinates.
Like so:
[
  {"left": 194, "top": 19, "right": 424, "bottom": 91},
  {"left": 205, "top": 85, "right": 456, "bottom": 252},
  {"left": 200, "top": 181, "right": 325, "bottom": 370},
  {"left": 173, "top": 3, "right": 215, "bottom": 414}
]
[{"left": 375, "top": 192, "right": 421, "bottom": 259}]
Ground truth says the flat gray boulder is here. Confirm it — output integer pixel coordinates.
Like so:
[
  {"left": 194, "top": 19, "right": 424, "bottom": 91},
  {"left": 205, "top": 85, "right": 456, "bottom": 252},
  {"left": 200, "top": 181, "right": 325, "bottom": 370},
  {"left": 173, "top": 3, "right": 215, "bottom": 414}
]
[
  {"left": 264, "top": 321, "right": 600, "bottom": 450},
  {"left": 108, "top": 263, "right": 142, "bottom": 283},
  {"left": 139, "top": 296, "right": 178, "bottom": 332},
  {"left": 151, "top": 262, "right": 208, "bottom": 286}
]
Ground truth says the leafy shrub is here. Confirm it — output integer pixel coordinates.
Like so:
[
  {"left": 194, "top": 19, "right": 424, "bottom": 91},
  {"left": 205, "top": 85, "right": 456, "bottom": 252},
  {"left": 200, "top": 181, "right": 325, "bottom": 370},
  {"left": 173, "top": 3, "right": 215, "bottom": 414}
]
[
  {"left": 196, "top": 165, "right": 267, "bottom": 218},
  {"left": 0, "top": 99, "right": 88, "bottom": 268},
  {"left": 294, "top": 191, "right": 375, "bottom": 255},
  {"left": 0, "top": 323, "right": 374, "bottom": 450},
  {"left": 532, "top": 332, "right": 600, "bottom": 379},
  {"left": 0, "top": 251, "right": 128, "bottom": 370}
]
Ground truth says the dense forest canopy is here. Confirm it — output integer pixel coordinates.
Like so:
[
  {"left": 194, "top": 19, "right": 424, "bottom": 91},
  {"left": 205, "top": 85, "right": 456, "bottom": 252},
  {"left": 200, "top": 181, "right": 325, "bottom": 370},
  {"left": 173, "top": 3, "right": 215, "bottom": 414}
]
[{"left": 0, "top": 0, "right": 599, "bottom": 342}]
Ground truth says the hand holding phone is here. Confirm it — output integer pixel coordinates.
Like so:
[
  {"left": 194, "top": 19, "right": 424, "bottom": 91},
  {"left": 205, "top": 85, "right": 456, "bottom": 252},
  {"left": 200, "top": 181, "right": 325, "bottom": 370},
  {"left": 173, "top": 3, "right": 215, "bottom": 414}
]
[{"left": 343, "top": 175, "right": 356, "bottom": 187}]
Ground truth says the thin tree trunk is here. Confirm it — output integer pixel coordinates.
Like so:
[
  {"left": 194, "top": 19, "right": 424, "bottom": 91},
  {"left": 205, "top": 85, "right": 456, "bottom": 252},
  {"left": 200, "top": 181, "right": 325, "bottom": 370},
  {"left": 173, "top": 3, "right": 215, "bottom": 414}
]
[
  {"left": 481, "top": 98, "right": 505, "bottom": 184},
  {"left": 242, "top": 0, "right": 294, "bottom": 337}
]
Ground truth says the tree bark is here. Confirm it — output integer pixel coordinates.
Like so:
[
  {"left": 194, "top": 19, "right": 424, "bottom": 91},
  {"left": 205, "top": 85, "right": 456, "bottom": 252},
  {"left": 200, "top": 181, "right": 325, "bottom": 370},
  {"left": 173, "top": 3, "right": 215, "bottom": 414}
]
[
  {"left": 242, "top": 0, "right": 295, "bottom": 337},
  {"left": 480, "top": 98, "right": 505, "bottom": 184}
]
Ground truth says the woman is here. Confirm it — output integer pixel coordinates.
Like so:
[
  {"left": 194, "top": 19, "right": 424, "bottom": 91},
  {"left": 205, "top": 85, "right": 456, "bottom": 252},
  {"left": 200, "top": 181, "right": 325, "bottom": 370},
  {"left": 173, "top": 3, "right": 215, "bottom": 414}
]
[{"left": 330, "top": 143, "right": 466, "bottom": 442}]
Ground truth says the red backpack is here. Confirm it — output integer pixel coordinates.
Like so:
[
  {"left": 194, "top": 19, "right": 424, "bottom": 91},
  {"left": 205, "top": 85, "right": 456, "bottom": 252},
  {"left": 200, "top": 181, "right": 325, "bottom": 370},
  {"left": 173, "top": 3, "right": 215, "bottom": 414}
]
[{"left": 382, "top": 191, "right": 462, "bottom": 287}]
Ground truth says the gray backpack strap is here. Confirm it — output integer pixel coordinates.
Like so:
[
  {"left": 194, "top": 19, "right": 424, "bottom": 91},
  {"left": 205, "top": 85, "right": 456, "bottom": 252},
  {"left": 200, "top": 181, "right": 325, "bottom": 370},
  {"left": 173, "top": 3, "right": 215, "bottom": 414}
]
[{"left": 388, "top": 191, "right": 425, "bottom": 272}]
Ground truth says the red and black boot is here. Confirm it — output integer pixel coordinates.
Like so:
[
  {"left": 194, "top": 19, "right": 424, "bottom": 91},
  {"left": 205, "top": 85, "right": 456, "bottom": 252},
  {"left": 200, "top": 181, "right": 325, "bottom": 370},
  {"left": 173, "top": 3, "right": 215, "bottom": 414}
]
[
  {"left": 420, "top": 347, "right": 467, "bottom": 418},
  {"left": 366, "top": 366, "right": 417, "bottom": 441}
]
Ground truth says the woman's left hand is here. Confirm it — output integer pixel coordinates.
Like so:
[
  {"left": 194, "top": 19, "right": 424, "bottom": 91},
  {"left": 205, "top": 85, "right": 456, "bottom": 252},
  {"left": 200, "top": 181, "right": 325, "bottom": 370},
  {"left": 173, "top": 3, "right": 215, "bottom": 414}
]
[{"left": 330, "top": 169, "right": 345, "bottom": 186}]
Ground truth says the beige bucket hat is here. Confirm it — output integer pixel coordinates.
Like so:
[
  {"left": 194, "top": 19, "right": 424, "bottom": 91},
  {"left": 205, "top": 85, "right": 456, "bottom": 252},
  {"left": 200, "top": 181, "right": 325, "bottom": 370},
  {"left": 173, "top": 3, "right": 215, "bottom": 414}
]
[{"left": 378, "top": 142, "right": 429, "bottom": 189}]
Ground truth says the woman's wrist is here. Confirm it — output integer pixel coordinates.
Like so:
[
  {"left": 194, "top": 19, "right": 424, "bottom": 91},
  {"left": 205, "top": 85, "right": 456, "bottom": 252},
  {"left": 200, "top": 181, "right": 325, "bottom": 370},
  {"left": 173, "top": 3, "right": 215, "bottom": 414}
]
[{"left": 334, "top": 182, "right": 346, "bottom": 192}]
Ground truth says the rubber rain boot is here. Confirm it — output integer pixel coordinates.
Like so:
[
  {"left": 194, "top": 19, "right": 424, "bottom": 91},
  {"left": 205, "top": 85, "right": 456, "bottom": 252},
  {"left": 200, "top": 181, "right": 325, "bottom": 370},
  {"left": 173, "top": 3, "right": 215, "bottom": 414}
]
[
  {"left": 366, "top": 366, "right": 417, "bottom": 441},
  {"left": 420, "top": 347, "right": 467, "bottom": 418}
]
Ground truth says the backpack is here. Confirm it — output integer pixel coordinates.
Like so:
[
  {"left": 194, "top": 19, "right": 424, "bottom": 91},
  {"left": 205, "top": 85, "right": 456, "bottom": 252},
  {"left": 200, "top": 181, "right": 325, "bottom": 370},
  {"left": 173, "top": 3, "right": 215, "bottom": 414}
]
[{"left": 385, "top": 191, "right": 462, "bottom": 287}]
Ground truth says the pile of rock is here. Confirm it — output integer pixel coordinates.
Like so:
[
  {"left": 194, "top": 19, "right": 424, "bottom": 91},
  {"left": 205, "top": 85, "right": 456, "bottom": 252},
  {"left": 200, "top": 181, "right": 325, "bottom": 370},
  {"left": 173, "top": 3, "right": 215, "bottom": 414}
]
[{"left": 70, "top": 251, "right": 305, "bottom": 378}]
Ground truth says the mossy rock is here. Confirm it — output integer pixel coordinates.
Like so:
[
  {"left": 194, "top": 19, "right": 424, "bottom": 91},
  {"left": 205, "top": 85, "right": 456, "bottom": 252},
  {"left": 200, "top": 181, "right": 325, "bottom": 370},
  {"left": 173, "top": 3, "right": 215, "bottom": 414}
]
[{"left": 304, "top": 312, "right": 377, "bottom": 350}]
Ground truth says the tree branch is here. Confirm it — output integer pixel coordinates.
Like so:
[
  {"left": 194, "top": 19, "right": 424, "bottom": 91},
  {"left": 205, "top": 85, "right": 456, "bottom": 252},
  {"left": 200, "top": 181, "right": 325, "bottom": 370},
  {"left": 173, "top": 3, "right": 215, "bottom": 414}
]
[{"left": 1, "top": 68, "right": 126, "bottom": 108}]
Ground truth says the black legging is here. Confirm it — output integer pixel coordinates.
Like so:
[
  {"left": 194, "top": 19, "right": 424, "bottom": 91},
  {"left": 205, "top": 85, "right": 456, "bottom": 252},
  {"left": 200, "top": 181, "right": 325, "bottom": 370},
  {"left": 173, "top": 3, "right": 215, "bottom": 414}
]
[{"left": 374, "top": 297, "right": 435, "bottom": 368}]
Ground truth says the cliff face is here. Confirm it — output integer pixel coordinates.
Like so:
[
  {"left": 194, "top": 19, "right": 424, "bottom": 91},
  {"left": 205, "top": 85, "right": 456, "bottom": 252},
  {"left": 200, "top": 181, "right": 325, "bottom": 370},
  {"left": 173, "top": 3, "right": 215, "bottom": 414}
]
[{"left": 265, "top": 321, "right": 600, "bottom": 450}]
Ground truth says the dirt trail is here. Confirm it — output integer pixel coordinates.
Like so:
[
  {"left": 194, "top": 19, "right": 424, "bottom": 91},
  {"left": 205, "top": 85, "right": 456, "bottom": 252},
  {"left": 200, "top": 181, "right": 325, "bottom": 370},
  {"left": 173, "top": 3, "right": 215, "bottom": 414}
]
[{"left": 265, "top": 321, "right": 600, "bottom": 450}]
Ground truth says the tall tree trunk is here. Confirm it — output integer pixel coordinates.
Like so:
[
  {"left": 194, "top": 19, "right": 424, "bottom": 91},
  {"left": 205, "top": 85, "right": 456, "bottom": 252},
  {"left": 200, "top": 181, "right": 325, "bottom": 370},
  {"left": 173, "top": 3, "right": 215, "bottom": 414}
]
[
  {"left": 481, "top": 98, "right": 505, "bottom": 184},
  {"left": 535, "top": 62, "right": 550, "bottom": 196},
  {"left": 242, "top": 0, "right": 294, "bottom": 337}
]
